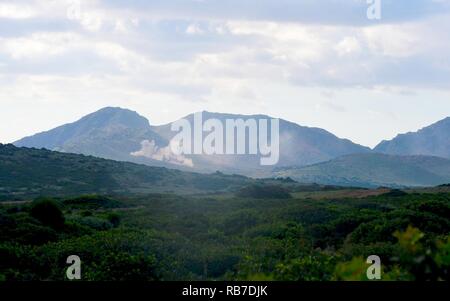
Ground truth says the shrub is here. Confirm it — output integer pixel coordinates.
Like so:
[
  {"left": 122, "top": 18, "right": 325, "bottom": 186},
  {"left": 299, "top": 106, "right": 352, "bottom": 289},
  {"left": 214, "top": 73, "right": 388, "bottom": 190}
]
[
  {"left": 30, "top": 198, "right": 65, "bottom": 230},
  {"left": 63, "top": 195, "right": 122, "bottom": 210},
  {"left": 107, "top": 213, "right": 121, "bottom": 228},
  {"left": 237, "top": 184, "right": 292, "bottom": 199}
]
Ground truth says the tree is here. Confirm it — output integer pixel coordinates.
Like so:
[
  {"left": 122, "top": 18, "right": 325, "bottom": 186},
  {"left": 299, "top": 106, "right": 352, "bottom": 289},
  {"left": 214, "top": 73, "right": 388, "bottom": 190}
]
[
  {"left": 30, "top": 198, "right": 65, "bottom": 230},
  {"left": 107, "top": 213, "right": 121, "bottom": 228}
]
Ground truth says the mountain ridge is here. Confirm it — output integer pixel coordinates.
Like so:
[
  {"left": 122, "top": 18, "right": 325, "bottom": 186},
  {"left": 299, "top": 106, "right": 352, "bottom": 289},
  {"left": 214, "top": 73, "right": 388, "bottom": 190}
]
[
  {"left": 375, "top": 117, "right": 450, "bottom": 158},
  {"left": 275, "top": 152, "right": 450, "bottom": 188},
  {"left": 14, "top": 107, "right": 168, "bottom": 166},
  {"left": 151, "top": 110, "right": 372, "bottom": 171},
  {"left": 14, "top": 107, "right": 371, "bottom": 174},
  {"left": 12, "top": 107, "right": 450, "bottom": 185}
]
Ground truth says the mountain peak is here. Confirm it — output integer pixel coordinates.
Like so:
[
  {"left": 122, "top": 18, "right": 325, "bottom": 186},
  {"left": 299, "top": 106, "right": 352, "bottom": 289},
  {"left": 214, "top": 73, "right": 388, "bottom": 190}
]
[
  {"left": 374, "top": 116, "right": 450, "bottom": 158},
  {"left": 92, "top": 106, "right": 137, "bottom": 114},
  {"left": 14, "top": 107, "right": 154, "bottom": 151},
  {"left": 81, "top": 107, "right": 150, "bottom": 129},
  {"left": 177, "top": 111, "right": 273, "bottom": 121}
]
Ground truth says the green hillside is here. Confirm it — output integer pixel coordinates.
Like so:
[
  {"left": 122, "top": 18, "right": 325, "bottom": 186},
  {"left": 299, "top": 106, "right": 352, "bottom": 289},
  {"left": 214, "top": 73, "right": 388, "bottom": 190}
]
[
  {"left": 275, "top": 153, "right": 450, "bottom": 188},
  {"left": 1, "top": 144, "right": 450, "bottom": 281},
  {"left": 0, "top": 144, "right": 255, "bottom": 199}
]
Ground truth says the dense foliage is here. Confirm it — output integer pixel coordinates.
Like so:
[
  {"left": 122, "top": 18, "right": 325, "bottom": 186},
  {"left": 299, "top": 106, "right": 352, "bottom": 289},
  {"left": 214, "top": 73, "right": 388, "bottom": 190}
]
[{"left": 1, "top": 187, "right": 449, "bottom": 281}]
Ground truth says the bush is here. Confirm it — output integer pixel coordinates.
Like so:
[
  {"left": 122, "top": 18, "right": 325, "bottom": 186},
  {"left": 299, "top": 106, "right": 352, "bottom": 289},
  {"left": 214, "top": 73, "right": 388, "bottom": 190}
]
[
  {"left": 275, "top": 254, "right": 336, "bottom": 281},
  {"left": 83, "top": 251, "right": 158, "bottom": 281},
  {"left": 237, "top": 184, "right": 292, "bottom": 199},
  {"left": 78, "top": 216, "right": 113, "bottom": 230},
  {"left": 63, "top": 195, "right": 122, "bottom": 210},
  {"left": 107, "top": 213, "right": 121, "bottom": 228},
  {"left": 30, "top": 198, "right": 65, "bottom": 230}
]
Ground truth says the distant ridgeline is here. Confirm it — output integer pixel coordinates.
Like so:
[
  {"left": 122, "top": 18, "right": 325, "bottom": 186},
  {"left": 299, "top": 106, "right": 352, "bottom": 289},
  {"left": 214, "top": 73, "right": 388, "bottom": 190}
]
[
  {"left": 12, "top": 107, "right": 450, "bottom": 188},
  {"left": 275, "top": 153, "right": 450, "bottom": 188},
  {"left": 13, "top": 107, "right": 371, "bottom": 175}
]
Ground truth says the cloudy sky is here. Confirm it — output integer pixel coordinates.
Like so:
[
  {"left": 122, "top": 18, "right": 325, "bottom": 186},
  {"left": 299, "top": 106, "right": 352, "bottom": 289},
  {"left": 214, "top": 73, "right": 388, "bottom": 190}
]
[{"left": 1, "top": 0, "right": 450, "bottom": 147}]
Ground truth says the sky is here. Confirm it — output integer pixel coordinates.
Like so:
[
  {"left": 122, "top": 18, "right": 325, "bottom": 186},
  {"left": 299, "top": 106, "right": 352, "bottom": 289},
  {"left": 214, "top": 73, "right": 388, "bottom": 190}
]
[{"left": 1, "top": 0, "right": 450, "bottom": 148}]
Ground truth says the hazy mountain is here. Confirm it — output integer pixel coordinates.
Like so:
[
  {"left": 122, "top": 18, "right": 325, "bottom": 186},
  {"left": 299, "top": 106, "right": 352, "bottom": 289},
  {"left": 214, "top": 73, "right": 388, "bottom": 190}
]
[
  {"left": 152, "top": 111, "right": 371, "bottom": 174},
  {"left": 14, "top": 107, "right": 371, "bottom": 175},
  {"left": 9, "top": 106, "right": 450, "bottom": 188},
  {"left": 0, "top": 144, "right": 255, "bottom": 199},
  {"left": 275, "top": 153, "right": 450, "bottom": 188},
  {"left": 375, "top": 117, "right": 450, "bottom": 158},
  {"left": 14, "top": 107, "right": 169, "bottom": 167}
]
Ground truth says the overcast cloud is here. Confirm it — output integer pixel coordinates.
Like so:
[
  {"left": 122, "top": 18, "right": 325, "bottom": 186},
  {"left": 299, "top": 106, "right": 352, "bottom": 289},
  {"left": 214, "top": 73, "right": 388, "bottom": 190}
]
[{"left": 1, "top": 0, "right": 450, "bottom": 147}]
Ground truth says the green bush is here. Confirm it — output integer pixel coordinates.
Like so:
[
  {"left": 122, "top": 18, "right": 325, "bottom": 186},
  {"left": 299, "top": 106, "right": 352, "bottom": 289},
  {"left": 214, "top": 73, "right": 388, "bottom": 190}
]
[
  {"left": 30, "top": 198, "right": 65, "bottom": 230},
  {"left": 83, "top": 251, "right": 158, "bottom": 281},
  {"left": 237, "top": 184, "right": 292, "bottom": 199},
  {"left": 107, "top": 213, "right": 121, "bottom": 228}
]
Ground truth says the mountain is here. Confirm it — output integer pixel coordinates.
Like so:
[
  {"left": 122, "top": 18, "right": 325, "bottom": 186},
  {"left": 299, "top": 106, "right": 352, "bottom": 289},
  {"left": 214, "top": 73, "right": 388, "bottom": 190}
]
[
  {"left": 14, "top": 108, "right": 371, "bottom": 175},
  {"left": 375, "top": 117, "right": 450, "bottom": 158},
  {"left": 9, "top": 108, "right": 450, "bottom": 189},
  {"left": 274, "top": 153, "right": 450, "bottom": 188},
  {"left": 14, "top": 107, "right": 170, "bottom": 167},
  {"left": 151, "top": 111, "right": 371, "bottom": 173},
  {"left": 0, "top": 144, "right": 255, "bottom": 199}
]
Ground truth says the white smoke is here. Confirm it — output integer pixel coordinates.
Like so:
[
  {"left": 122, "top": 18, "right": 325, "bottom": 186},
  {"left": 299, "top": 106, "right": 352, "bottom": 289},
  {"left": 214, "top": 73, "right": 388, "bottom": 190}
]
[{"left": 131, "top": 140, "right": 194, "bottom": 167}]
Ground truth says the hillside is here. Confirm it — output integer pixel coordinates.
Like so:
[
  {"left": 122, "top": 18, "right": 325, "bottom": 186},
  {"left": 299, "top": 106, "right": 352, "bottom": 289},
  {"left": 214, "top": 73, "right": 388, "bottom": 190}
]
[
  {"left": 274, "top": 153, "right": 450, "bottom": 188},
  {"left": 0, "top": 144, "right": 255, "bottom": 199}
]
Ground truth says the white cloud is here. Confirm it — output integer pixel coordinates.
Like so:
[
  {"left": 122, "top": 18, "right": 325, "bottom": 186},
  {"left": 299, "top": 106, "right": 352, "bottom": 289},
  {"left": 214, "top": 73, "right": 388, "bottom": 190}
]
[
  {"left": 0, "top": 3, "right": 36, "bottom": 19},
  {"left": 0, "top": 0, "right": 450, "bottom": 147},
  {"left": 186, "top": 23, "right": 204, "bottom": 35},
  {"left": 363, "top": 25, "right": 421, "bottom": 58},
  {"left": 0, "top": 32, "right": 82, "bottom": 59},
  {"left": 335, "top": 36, "right": 362, "bottom": 57}
]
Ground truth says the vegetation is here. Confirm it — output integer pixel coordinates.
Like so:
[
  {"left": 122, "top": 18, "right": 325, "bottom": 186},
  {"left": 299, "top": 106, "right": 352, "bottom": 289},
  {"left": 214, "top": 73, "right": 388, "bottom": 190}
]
[
  {"left": 30, "top": 198, "right": 65, "bottom": 230},
  {"left": 0, "top": 144, "right": 257, "bottom": 199},
  {"left": 1, "top": 186, "right": 449, "bottom": 281},
  {"left": 236, "top": 184, "right": 292, "bottom": 199},
  {"left": 276, "top": 153, "right": 450, "bottom": 188},
  {"left": 1, "top": 144, "right": 449, "bottom": 281}
]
